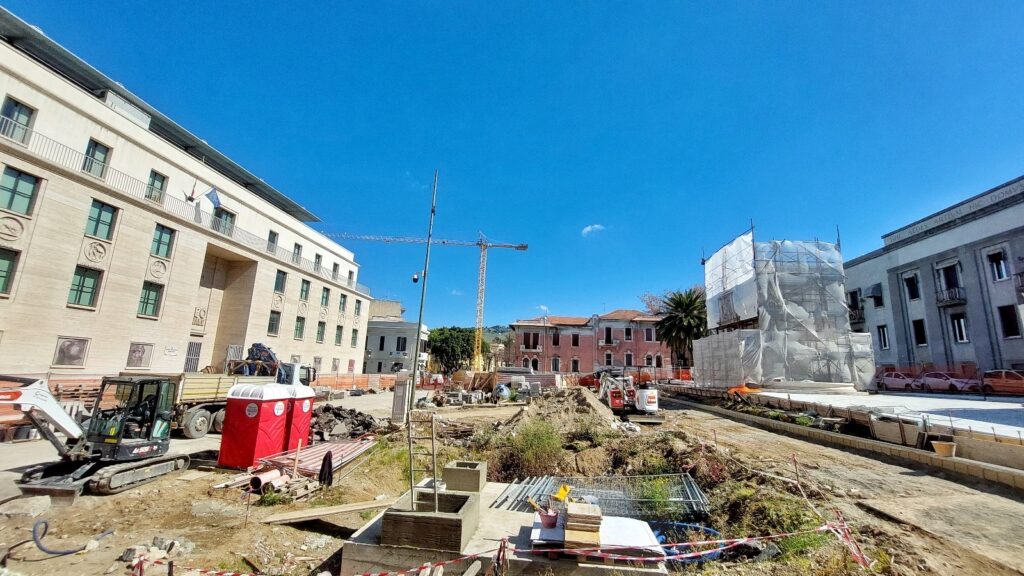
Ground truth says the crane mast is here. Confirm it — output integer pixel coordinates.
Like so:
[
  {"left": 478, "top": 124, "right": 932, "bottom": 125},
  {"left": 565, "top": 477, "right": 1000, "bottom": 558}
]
[{"left": 324, "top": 232, "right": 527, "bottom": 371}]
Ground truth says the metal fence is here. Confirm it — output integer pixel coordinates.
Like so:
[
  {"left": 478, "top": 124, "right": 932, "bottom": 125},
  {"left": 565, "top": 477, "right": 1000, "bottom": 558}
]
[{"left": 491, "top": 473, "right": 710, "bottom": 521}]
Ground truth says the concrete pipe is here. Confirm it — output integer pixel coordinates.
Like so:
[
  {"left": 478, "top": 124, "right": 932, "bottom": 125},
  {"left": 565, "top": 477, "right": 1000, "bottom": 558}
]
[{"left": 249, "top": 469, "right": 283, "bottom": 492}]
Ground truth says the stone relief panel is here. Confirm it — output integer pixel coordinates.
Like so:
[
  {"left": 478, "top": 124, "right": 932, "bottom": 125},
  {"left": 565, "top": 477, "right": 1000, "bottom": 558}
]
[
  {"left": 79, "top": 239, "right": 111, "bottom": 269},
  {"left": 147, "top": 257, "right": 169, "bottom": 281},
  {"left": 271, "top": 293, "right": 284, "bottom": 311}
]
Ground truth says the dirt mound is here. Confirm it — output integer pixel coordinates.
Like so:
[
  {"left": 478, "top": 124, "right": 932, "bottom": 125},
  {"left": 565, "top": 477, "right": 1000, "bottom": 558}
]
[{"left": 521, "top": 387, "right": 615, "bottom": 432}]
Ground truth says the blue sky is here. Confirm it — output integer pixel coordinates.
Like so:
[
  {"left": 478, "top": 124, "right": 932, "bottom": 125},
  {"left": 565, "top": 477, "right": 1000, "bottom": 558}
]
[{"left": 10, "top": 2, "right": 1024, "bottom": 328}]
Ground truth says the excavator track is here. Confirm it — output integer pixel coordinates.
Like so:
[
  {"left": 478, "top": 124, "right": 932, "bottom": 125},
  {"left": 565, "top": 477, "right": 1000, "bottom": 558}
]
[{"left": 88, "top": 454, "right": 190, "bottom": 495}]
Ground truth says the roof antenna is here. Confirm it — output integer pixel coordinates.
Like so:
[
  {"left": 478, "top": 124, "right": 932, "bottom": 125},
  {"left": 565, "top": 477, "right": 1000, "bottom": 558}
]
[
  {"left": 700, "top": 247, "right": 706, "bottom": 266},
  {"left": 836, "top": 225, "right": 842, "bottom": 251}
]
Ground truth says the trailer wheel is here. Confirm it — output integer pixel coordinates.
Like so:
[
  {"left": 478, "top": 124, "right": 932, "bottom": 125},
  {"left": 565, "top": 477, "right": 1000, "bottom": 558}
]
[
  {"left": 211, "top": 409, "right": 226, "bottom": 434},
  {"left": 182, "top": 409, "right": 211, "bottom": 439}
]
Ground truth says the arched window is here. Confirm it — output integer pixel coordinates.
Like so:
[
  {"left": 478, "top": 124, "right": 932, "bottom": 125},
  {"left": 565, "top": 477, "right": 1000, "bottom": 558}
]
[
  {"left": 625, "top": 352, "right": 633, "bottom": 367},
  {"left": 522, "top": 357, "right": 529, "bottom": 368},
  {"left": 645, "top": 354, "right": 653, "bottom": 367},
  {"left": 655, "top": 355, "right": 663, "bottom": 368},
  {"left": 552, "top": 356, "right": 560, "bottom": 372},
  {"left": 531, "top": 358, "right": 539, "bottom": 371}
]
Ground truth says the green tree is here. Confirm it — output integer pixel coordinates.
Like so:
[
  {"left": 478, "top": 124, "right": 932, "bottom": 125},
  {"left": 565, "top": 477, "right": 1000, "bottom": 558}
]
[
  {"left": 428, "top": 327, "right": 485, "bottom": 374},
  {"left": 654, "top": 286, "right": 708, "bottom": 367}
]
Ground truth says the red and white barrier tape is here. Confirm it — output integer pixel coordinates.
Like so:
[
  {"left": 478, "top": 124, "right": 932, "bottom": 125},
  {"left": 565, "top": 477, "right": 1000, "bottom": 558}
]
[{"left": 131, "top": 521, "right": 866, "bottom": 576}]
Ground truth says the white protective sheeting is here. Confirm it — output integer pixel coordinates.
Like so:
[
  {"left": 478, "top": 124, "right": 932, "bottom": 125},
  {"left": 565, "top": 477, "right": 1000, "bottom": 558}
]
[
  {"left": 706, "top": 232, "right": 758, "bottom": 330},
  {"left": 694, "top": 238, "right": 874, "bottom": 390}
]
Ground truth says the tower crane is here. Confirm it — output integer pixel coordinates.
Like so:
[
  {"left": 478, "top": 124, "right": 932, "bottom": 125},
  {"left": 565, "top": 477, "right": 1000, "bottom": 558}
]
[{"left": 324, "top": 232, "right": 528, "bottom": 370}]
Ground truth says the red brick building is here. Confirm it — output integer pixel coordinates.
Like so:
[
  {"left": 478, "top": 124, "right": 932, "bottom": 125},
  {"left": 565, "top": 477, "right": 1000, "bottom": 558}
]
[{"left": 509, "top": 310, "right": 672, "bottom": 374}]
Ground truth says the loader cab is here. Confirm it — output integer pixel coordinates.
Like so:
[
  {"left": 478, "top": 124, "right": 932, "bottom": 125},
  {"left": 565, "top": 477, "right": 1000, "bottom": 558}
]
[
  {"left": 277, "top": 362, "right": 317, "bottom": 386},
  {"left": 87, "top": 377, "right": 173, "bottom": 461}
]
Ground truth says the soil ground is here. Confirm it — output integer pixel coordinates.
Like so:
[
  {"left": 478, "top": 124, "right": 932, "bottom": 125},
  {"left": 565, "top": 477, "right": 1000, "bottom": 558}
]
[{"left": 0, "top": 389, "right": 1022, "bottom": 575}]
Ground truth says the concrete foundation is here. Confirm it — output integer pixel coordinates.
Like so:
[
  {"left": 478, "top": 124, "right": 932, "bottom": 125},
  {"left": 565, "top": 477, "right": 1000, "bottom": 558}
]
[
  {"left": 380, "top": 489, "right": 480, "bottom": 552},
  {"left": 342, "top": 482, "right": 668, "bottom": 576},
  {"left": 443, "top": 461, "right": 487, "bottom": 492}
]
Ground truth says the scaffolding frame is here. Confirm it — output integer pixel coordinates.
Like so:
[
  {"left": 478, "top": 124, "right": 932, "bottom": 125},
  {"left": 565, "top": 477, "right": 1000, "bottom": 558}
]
[{"left": 696, "top": 235, "right": 874, "bottom": 389}]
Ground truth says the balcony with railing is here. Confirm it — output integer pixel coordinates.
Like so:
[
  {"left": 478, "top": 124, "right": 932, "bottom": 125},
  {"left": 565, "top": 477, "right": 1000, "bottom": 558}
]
[
  {"left": 0, "top": 116, "right": 371, "bottom": 296},
  {"left": 849, "top": 307, "right": 865, "bottom": 324},
  {"left": 936, "top": 286, "right": 966, "bottom": 307},
  {"left": 520, "top": 344, "right": 543, "bottom": 353}
]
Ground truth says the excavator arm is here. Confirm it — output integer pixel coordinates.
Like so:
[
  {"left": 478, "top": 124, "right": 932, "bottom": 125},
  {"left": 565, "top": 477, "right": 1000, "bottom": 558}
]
[{"left": 0, "top": 377, "right": 85, "bottom": 456}]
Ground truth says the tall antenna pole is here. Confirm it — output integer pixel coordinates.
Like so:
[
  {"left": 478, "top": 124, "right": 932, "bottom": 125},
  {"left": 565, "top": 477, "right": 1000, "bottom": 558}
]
[{"left": 407, "top": 170, "right": 438, "bottom": 501}]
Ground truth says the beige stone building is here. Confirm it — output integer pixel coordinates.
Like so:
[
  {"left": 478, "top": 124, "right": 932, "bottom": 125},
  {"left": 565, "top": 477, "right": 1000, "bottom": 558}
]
[{"left": 0, "top": 9, "right": 371, "bottom": 376}]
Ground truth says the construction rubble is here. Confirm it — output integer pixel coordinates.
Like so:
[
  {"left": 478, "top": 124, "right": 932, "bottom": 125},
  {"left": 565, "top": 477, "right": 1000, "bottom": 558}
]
[{"left": 312, "top": 404, "right": 381, "bottom": 441}]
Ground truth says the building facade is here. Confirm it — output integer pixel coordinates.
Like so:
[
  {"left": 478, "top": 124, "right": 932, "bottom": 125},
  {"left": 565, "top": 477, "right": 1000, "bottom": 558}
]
[
  {"left": 509, "top": 310, "right": 672, "bottom": 374},
  {"left": 845, "top": 175, "right": 1024, "bottom": 376},
  {"left": 0, "top": 10, "right": 371, "bottom": 376},
  {"left": 363, "top": 300, "right": 428, "bottom": 374}
]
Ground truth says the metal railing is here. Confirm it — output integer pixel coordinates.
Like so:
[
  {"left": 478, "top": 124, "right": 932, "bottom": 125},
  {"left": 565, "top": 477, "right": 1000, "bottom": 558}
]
[
  {"left": 0, "top": 115, "right": 371, "bottom": 296},
  {"left": 935, "top": 286, "right": 966, "bottom": 306},
  {"left": 520, "top": 344, "right": 543, "bottom": 352},
  {"left": 849, "top": 308, "right": 865, "bottom": 323}
]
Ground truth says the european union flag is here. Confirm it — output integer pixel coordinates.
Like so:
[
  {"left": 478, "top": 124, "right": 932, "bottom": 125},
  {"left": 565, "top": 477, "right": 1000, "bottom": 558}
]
[{"left": 206, "top": 187, "right": 221, "bottom": 209}]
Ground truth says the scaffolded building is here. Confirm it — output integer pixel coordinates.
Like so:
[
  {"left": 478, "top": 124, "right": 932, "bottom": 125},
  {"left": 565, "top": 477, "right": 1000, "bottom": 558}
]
[{"left": 693, "top": 232, "right": 874, "bottom": 390}]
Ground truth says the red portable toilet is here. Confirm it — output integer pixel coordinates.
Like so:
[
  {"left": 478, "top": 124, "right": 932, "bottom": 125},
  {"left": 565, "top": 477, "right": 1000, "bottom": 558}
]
[
  {"left": 218, "top": 384, "right": 291, "bottom": 469},
  {"left": 285, "top": 385, "right": 316, "bottom": 451}
]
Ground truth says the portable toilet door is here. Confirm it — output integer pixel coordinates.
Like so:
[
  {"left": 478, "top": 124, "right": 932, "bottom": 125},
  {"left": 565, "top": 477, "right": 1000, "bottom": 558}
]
[
  {"left": 218, "top": 383, "right": 291, "bottom": 469},
  {"left": 285, "top": 384, "right": 316, "bottom": 451}
]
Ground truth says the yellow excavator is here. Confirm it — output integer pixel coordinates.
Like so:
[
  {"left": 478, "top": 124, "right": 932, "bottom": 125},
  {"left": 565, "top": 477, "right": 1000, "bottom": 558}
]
[{"left": 0, "top": 375, "right": 189, "bottom": 501}]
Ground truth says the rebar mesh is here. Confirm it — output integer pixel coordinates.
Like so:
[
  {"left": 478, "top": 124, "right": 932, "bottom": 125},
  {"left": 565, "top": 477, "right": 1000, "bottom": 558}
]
[{"left": 491, "top": 473, "right": 710, "bottom": 521}]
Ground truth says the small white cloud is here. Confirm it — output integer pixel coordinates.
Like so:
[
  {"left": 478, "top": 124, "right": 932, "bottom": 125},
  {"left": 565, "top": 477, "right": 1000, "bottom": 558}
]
[
  {"left": 581, "top": 224, "right": 605, "bottom": 237},
  {"left": 537, "top": 304, "right": 549, "bottom": 315},
  {"left": 450, "top": 289, "right": 464, "bottom": 297}
]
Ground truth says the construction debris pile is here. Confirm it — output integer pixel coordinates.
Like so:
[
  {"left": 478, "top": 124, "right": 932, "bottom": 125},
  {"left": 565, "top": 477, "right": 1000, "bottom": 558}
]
[
  {"left": 312, "top": 404, "right": 380, "bottom": 441},
  {"left": 506, "top": 387, "right": 616, "bottom": 434}
]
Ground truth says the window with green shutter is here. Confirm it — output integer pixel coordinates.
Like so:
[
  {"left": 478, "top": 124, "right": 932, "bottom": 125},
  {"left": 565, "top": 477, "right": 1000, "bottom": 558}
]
[
  {"left": 82, "top": 139, "right": 110, "bottom": 178},
  {"left": 0, "top": 166, "right": 39, "bottom": 215},
  {"left": 294, "top": 316, "right": 306, "bottom": 339},
  {"left": 339, "top": 294, "right": 347, "bottom": 312},
  {"left": 267, "top": 311, "right": 281, "bottom": 335},
  {"left": 146, "top": 170, "right": 167, "bottom": 202},
  {"left": 316, "top": 321, "right": 326, "bottom": 343},
  {"left": 300, "top": 279, "right": 310, "bottom": 301},
  {"left": 321, "top": 287, "right": 330, "bottom": 307},
  {"left": 137, "top": 282, "right": 163, "bottom": 317},
  {"left": 85, "top": 200, "right": 117, "bottom": 240},
  {"left": 274, "top": 270, "right": 287, "bottom": 293},
  {"left": 151, "top": 224, "right": 175, "bottom": 258},
  {"left": 335, "top": 325, "right": 343, "bottom": 345},
  {"left": 0, "top": 248, "right": 18, "bottom": 295},
  {"left": 68, "top": 266, "right": 101, "bottom": 307}
]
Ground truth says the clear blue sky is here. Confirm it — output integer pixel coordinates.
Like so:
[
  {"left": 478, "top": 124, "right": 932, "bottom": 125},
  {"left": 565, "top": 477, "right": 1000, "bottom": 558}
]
[{"left": 10, "top": 2, "right": 1024, "bottom": 328}]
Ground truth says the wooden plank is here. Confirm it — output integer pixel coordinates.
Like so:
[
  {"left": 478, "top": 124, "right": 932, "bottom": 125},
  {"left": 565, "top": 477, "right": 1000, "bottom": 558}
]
[
  {"left": 263, "top": 497, "right": 399, "bottom": 524},
  {"left": 563, "top": 528, "right": 601, "bottom": 548},
  {"left": 565, "top": 520, "right": 601, "bottom": 532}
]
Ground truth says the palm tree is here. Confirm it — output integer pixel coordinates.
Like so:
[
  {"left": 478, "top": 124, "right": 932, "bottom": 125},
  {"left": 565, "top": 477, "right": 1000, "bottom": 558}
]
[{"left": 655, "top": 287, "right": 708, "bottom": 367}]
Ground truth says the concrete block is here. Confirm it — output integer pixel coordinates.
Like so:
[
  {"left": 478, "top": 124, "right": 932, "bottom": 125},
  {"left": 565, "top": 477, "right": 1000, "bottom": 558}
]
[
  {"left": 443, "top": 461, "right": 487, "bottom": 493},
  {"left": 381, "top": 491, "right": 480, "bottom": 552}
]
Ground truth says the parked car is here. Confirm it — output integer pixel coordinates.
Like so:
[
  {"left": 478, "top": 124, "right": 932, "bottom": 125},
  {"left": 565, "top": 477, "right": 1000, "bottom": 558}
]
[
  {"left": 911, "top": 372, "right": 981, "bottom": 393},
  {"left": 981, "top": 370, "right": 1024, "bottom": 396},
  {"left": 873, "top": 371, "right": 916, "bottom": 391}
]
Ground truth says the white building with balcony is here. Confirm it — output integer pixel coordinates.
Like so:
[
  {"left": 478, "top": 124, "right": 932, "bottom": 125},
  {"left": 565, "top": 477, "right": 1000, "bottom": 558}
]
[
  {"left": 364, "top": 300, "right": 428, "bottom": 374},
  {"left": 0, "top": 8, "right": 371, "bottom": 375}
]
